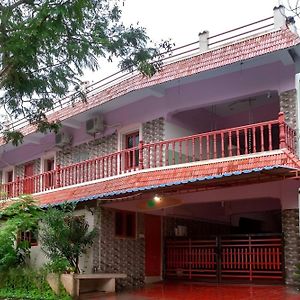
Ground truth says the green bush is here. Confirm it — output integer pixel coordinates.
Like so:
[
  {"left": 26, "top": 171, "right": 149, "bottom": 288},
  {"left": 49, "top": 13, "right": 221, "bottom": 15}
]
[
  {"left": 0, "top": 195, "right": 42, "bottom": 271},
  {"left": 40, "top": 203, "right": 97, "bottom": 273},
  {"left": 0, "top": 267, "right": 71, "bottom": 300},
  {"left": 44, "top": 257, "right": 74, "bottom": 274}
]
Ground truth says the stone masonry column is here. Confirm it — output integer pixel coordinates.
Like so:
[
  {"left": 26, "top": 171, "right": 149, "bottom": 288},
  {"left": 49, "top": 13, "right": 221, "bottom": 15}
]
[
  {"left": 281, "top": 180, "right": 300, "bottom": 285},
  {"left": 279, "top": 89, "right": 297, "bottom": 130},
  {"left": 282, "top": 209, "right": 300, "bottom": 285},
  {"left": 279, "top": 89, "right": 297, "bottom": 153}
]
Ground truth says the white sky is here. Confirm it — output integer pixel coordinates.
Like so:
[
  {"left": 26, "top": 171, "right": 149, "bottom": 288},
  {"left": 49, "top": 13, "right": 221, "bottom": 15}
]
[{"left": 84, "top": 0, "right": 285, "bottom": 82}]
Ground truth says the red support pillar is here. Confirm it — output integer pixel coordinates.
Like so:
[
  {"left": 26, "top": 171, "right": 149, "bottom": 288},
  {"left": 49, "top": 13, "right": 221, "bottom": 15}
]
[
  {"left": 138, "top": 141, "right": 144, "bottom": 170},
  {"left": 278, "top": 112, "right": 286, "bottom": 149}
]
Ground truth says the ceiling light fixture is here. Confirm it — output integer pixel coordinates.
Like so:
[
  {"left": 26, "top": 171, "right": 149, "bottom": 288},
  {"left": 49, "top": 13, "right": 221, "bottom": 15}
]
[{"left": 153, "top": 195, "right": 162, "bottom": 203}]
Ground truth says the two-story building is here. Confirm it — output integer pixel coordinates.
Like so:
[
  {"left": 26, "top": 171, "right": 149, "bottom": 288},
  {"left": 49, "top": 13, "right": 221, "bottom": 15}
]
[{"left": 1, "top": 5, "right": 300, "bottom": 289}]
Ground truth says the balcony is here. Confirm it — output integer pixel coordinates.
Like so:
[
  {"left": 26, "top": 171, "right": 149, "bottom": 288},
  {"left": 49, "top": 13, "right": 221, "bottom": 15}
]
[{"left": 0, "top": 113, "right": 296, "bottom": 200}]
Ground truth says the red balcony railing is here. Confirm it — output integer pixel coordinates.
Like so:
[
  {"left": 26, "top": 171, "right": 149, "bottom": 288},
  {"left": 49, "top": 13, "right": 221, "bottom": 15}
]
[{"left": 0, "top": 113, "right": 296, "bottom": 199}]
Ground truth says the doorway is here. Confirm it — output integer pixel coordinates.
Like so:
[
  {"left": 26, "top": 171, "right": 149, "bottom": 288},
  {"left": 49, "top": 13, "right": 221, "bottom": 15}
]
[
  {"left": 23, "top": 163, "right": 34, "bottom": 194},
  {"left": 145, "top": 214, "right": 162, "bottom": 279}
]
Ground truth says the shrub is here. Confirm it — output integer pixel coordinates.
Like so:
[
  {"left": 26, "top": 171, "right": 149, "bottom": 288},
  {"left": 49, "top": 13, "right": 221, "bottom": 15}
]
[
  {"left": 44, "top": 257, "right": 74, "bottom": 274},
  {"left": 0, "top": 195, "right": 42, "bottom": 271},
  {"left": 0, "top": 267, "right": 71, "bottom": 300},
  {"left": 40, "top": 203, "right": 97, "bottom": 273}
]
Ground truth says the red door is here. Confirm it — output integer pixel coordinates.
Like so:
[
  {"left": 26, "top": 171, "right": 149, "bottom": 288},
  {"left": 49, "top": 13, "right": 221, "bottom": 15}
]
[
  {"left": 125, "top": 132, "right": 139, "bottom": 170},
  {"left": 24, "top": 163, "right": 34, "bottom": 194},
  {"left": 145, "top": 214, "right": 162, "bottom": 276},
  {"left": 44, "top": 158, "right": 55, "bottom": 188}
]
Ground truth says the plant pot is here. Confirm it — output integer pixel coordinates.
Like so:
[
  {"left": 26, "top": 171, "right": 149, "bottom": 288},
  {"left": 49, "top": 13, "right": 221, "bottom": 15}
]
[
  {"left": 60, "top": 273, "right": 77, "bottom": 297},
  {"left": 46, "top": 273, "right": 60, "bottom": 295},
  {"left": 46, "top": 273, "right": 77, "bottom": 297}
]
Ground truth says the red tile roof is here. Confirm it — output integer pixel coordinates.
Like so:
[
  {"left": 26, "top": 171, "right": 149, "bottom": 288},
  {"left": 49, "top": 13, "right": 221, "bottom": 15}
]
[
  {"left": 33, "top": 150, "right": 300, "bottom": 206},
  {"left": 1, "top": 28, "right": 299, "bottom": 145}
]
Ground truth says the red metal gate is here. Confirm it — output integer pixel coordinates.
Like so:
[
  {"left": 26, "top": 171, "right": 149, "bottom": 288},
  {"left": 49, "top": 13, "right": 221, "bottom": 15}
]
[
  {"left": 165, "top": 239, "right": 218, "bottom": 280},
  {"left": 165, "top": 234, "right": 283, "bottom": 283},
  {"left": 220, "top": 234, "right": 283, "bottom": 282}
]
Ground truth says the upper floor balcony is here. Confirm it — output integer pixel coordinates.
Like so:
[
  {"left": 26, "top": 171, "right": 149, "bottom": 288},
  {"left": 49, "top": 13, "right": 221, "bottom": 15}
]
[{"left": 0, "top": 113, "right": 296, "bottom": 200}]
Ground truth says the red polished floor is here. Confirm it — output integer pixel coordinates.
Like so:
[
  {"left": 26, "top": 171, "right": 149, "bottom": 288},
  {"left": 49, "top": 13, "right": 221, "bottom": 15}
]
[{"left": 81, "top": 282, "right": 300, "bottom": 300}]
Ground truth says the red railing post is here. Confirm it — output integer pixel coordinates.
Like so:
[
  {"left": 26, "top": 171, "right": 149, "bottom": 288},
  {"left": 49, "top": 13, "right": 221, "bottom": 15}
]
[
  {"left": 15, "top": 176, "right": 20, "bottom": 197},
  {"left": 278, "top": 112, "right": 286, "bottom": 149},
  {"left": 56, "top": 164, "right": 61, "bottom": 188},
  {"left": 138, "top": 141, "right": 144, "bottom": 170}
]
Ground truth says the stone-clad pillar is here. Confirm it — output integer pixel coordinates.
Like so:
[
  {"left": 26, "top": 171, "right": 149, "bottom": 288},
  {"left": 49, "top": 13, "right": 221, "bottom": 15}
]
[
  {"left": 279, "top": 89, "right": 297, "bottom": 153},
  {"left": 282, "top": 209, "right": 300, "bottom": 285},
  {"left": 279, "top": 89, "right": 297, "bottom": 130}
]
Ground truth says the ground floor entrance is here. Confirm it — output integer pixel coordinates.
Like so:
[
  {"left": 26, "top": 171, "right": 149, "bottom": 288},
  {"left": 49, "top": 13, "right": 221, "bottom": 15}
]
[
  {"left": 101, "top": 179, "right": 300, "bottom": 288},
  {"left": 165, "top": 234, "right": 283, "bottom": 283}
]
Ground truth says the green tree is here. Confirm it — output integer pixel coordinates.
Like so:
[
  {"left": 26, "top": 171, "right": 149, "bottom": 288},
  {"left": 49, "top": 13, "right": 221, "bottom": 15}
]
[
  {"left": 40, "top": 204, "right": 96, "bottom": 273},
  {"left": 0, "top": 0, "right": 171, "bottom": 145},
  {"left": 0, "top": 195, "right": 42, "bottom": 271}
]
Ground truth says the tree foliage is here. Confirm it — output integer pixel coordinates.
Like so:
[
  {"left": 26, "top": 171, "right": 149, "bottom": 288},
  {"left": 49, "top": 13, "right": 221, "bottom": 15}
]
[
  {"left": 279, "top": 0, "right": 300, "bottom": 17},
  {"left": 0, "top": 195, "right": 42, "bottom": 271},
  {"left": 0, "top": 0, "right": 171, "bottom": 145},
  {"left": 40, "top": 204, "right": 97, "bottom": 273}
]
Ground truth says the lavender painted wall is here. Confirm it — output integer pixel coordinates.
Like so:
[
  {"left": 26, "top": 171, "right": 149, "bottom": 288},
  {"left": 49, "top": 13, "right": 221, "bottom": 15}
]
[{"left": 0, "top": 61, "right": 295, "bottom": 169}]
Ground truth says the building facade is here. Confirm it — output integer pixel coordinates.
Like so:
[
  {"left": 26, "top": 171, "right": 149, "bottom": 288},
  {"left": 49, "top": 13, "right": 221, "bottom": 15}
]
[{"left": 1, "top": 6, "right": 300, "bottom": 288}]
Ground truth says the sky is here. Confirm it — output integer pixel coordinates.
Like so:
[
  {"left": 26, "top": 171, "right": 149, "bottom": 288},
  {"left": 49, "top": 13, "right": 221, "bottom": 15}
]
[{"left": 84, "top": 0, "right": 286, "bottom": 82}]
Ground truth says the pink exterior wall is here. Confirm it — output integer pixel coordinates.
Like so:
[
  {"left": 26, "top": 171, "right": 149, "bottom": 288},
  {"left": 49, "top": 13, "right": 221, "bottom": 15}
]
[{"left": 0, "top": 61, "right": 295, "bottom": 169}]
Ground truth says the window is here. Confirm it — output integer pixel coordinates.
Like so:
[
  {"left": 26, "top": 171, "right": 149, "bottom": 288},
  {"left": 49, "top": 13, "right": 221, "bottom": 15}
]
[
  {"left": 2, "top": 168, "right": 15, "bottom": 197},
  {"left": 115, "top": 211, "right": 136, "bottom": 238},
  {"left": 18, "top": 231, "right": 38, "bottom": 246}
]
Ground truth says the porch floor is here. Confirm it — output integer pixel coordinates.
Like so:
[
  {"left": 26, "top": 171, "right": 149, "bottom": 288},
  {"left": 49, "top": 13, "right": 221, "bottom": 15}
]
[{"left": 80, "top": 282, "right": 300, "bottom": 300}]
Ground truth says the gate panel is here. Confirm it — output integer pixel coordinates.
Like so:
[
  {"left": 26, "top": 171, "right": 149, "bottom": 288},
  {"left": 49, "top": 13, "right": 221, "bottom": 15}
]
[
  {"left": 165, "top": 234, "right": 283, "bottom": 283},
  {"left": 220, "top": 234, "right": 283, "bottom": 282},
  {"left": 165, "top": 239, "right": 218, "bottom": 280}
]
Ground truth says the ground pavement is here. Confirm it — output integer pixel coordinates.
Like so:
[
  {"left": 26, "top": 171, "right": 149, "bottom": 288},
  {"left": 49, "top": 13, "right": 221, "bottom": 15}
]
[{"left": 80, "top": 282, "right": 300, "bottom": 300}]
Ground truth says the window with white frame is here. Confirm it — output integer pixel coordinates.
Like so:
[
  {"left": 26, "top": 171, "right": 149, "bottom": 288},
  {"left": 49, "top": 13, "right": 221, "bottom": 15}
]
[
  {"left": 2, "top": 166, "right": 15, "bottom": 197},
  {"left": 41, "top": 152, "right": 56, "bottom": 189},
  {"left": 118, "top": 124, "right": 142, "bottom": 172}
]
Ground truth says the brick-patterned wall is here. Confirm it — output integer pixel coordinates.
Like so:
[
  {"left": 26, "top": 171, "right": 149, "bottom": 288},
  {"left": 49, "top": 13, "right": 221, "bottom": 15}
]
[
  {"left": 56, "top": 133, "right": 117, "bottom": 166},
  {"left": 94, "top": 208, "right": 145, "bottom": 291},
  {"left": 142, "top": 118, "right": 164, "bottom": 167},
  {"left": 282, "top": 209, "right": 300, "bottom": 285},
  {"left": 142, "top": 117, "right": 164, "bottom": 143},
  {"left": 279, "top": 90, "right": 297, "bottom": 130},
  {"left": 15, "top": 159, "right": 40, "bottom": 178},
  {"left": 163, "top": 216, "right": 231, "bottom": 237}
]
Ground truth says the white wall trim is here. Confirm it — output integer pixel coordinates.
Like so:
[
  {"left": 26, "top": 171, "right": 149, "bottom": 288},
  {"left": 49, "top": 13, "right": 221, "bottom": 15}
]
[
  {"left": 1, "top": 165, "right": 15, "bottom": 184},
  {"left": 40, "top": 151, "right": 57, "bottom": 173},
  {"left": 117, "top": 123, "right": 143, "bottom": 152}
]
